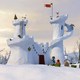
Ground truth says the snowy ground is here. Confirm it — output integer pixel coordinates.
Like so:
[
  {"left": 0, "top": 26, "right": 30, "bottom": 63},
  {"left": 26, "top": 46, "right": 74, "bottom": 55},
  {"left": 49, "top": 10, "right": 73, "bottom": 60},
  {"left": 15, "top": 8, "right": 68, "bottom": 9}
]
[{"left": 0, "top": 64, "right": 80, "bottom": 80}]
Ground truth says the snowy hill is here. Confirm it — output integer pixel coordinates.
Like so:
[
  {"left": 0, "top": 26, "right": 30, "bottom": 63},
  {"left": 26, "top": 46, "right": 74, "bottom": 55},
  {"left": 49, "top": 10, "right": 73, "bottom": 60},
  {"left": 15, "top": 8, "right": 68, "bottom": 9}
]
[{"left": 0, "top": 64, "right": 80, "bottom": 80}]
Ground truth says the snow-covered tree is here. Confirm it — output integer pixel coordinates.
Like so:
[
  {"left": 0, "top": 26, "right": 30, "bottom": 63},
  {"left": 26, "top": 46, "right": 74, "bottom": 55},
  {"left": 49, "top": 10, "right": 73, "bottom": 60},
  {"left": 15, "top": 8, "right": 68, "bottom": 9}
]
[{"left": 0, "top": 50, "right": 11, "bottom": 64}]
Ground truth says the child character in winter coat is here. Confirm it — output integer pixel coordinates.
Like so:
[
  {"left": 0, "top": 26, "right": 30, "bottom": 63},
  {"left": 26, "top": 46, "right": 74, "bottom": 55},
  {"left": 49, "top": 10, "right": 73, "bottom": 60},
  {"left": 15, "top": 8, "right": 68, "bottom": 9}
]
[
  {"left": 56, "top": 59, "right": 61, "bottom": 67},
  {"left": 52, "top": 56, "right": 55, "bottom": 65}
]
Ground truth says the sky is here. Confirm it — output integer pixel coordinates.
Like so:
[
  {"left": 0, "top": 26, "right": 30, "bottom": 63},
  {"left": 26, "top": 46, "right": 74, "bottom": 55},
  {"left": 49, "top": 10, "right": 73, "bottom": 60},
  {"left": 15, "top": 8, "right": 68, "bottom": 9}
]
[{"left": 0, "top": 0, "right": 80, "bottom": 52}]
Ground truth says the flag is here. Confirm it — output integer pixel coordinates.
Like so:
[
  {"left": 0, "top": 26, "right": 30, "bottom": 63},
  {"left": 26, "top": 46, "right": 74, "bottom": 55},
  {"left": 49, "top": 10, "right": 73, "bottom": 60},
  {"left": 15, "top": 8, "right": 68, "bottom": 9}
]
[{"left": 45, "top": 3, "right": 52, "bottom": 8}]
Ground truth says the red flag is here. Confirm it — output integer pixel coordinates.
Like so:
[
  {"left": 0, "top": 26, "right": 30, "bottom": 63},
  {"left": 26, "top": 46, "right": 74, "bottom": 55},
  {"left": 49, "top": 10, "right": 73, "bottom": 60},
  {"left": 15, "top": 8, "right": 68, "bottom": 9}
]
[{"left": 45, "top": 3, "right": 52, "bottom": 8}]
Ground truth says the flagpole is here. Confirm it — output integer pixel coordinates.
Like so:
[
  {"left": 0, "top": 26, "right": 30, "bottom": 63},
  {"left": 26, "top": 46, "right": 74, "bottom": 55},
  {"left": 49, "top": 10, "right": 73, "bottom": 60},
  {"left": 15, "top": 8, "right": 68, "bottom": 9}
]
[{"left": 51, "top": 3, "right": 53, "bottom": 20}]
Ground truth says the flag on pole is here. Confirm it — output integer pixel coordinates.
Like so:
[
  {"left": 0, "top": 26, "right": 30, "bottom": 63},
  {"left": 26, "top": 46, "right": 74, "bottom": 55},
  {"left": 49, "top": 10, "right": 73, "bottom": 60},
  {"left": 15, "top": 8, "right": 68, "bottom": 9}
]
[
  {"left": 45, "top": 3, "right": 53, "bottom": 19},
  {"left": 45, "top": 3, "right": 52, "bottom": 8}
]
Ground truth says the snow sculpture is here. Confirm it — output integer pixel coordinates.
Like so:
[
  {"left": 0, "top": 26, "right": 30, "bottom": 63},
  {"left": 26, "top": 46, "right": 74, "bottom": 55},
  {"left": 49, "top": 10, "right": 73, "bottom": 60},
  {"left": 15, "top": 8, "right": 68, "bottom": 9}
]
[
  {"left": 7, "top": 15, "right": 51, "bottom": 65},
  {"left": 7, "top": 14, "right": 74, "bottom": 65},
  {"left": 50, "top": 14, "right": 74, "bottom": 64}
]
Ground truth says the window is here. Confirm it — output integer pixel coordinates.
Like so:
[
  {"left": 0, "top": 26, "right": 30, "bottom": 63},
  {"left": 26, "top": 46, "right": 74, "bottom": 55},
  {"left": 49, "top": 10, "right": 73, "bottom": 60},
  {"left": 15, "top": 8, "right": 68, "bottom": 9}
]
[
  {"left": 28, "top": 47, "right": 31, "bottom": 51},
  {"left": 61, "top": 25, "right": 63, "bottom": 30},
  {"left": 18, "top": 35, "right": 22, "bottom": 38}
]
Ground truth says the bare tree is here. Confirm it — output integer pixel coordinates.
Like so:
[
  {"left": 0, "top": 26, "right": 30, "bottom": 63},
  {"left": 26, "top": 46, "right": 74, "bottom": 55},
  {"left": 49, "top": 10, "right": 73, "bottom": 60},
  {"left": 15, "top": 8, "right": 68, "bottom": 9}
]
[
  {"left": 73, "top": 53, "right": 78, "bottom": 63},
  {"left": 64, "top": 48, "right": 68, "bottom": 61},
  {"left": 0, "top": 49, "right": 11, "bottom": 64},
  {"left": 77, "top": 39, "right": 80, "bottom": 63}
]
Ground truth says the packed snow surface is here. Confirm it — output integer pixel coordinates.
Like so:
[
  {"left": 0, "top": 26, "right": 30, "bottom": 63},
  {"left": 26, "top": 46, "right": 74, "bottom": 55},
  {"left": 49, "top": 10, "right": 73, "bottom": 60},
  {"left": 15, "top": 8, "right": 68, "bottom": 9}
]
[{"left": 0, "top": 64, "right": 80, "bottom": 80}]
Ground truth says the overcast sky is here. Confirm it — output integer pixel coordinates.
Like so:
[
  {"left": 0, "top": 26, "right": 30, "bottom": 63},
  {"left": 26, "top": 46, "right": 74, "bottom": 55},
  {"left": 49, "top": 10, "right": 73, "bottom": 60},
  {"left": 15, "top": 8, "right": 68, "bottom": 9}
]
[{"left": 0, "top": 0, "right": 80, "bottom": 52}]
